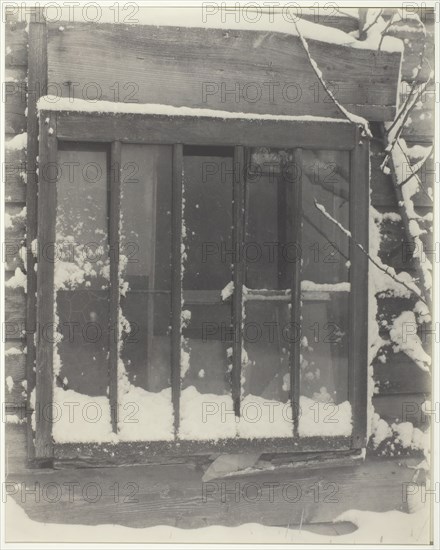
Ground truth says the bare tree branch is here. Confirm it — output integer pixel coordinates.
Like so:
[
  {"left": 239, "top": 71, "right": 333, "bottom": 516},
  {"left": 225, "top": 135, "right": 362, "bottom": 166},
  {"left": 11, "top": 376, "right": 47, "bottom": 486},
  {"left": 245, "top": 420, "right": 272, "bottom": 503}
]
[
  {"left": 380, "top": 78, "right": 432, "bottom": 173},
  {"left": 313, "top": 199, "right": 427, "bottom": 304},
  {"left": 395, "top": 140, "right": 433, "bottom": 203},
  {"left": 293, "top": 19, "right": 372, "bottom": 137},
  {"left": 361, "top": 9, "right": 383, "bottom": 37}
]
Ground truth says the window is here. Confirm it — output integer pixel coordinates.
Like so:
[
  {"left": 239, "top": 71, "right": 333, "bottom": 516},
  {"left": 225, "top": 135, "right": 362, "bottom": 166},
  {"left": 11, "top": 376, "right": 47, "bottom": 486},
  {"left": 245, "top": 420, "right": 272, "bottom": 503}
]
[{"left": 35, "top": 108, "right": 369, "bottom": 459}]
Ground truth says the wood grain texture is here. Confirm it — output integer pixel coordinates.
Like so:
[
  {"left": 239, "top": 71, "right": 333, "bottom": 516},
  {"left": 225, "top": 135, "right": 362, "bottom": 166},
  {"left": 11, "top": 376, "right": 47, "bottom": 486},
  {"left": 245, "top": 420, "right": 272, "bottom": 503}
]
[
  {"left": 5, "top": 425, "right": 28, "bottom": 474},
  {"left": 4, "top": 80, "right": 27, "bottom": 135},
  {"left": 171, "top": 144, "right": 183, "bottom": 435},
  {"left": 349, "top": 134, "right": 370, "bottom": 449},
  {"left": 373, "top": 393, "right": 428, "bottom": 429},
  {"left": 35, "top": 112, "right": 57, "bottom": 460},
  {"left": 5, "top": 454, "right": 421, "bottom": 529},
  {"left": 5, "top": 204, "right": 26, "bottom": 243},
  {"left": 373, "top": 352, "right": 431, "bottom": 395},
  {"left": 109, "top": 142, "right": 121, "bottom": 433},
  {"left": 5, "top": 344, "right": 27, "bottom": 408},
  {"left": 5, "top": 148, "right": 27, "bottom": 203},
  {"left": 54, "top": 111, "right": 357, "bottom": 150},
  {"left": 5, "top": 21, "right": 28, "bottom": 67},
  {"left": 5, "top": 343, "right": 26, "bottom": 381},
  {"left": 291, "top": 149, "right": 302, "bottom": 436},
  {"left": 4, "top": 287, "right": 26, "bottom": 341},
  {"left": 232, "top": 146, "right": 245, "bottom": 416},
  {"left": 27, "top": 18, "right": 48, "bottom": 463},
  {"left": 47, "top": 22, "right": 400, "bottom": 120},
  {"left": 4, "top": 332, "right": 27, "bottom": 407},
  {"left": 53, "top": 436, "right": 351, "bottom": 466}
]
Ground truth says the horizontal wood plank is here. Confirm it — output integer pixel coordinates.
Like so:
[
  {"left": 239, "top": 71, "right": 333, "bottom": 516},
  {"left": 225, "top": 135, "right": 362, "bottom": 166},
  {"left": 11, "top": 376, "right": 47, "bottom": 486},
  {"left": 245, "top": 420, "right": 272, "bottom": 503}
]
[
  {"left": 5, "top": 22, "right": 28, "bottom": 67},
  {"left": 4, "top": 287, "right": 26, "bottom": 340},
  {"left": 5, "top": 343, "right": 26, "bottom": 382},
  {"left": 372, "top": 393, "right": 429, "bottom": 429},
  {"left": 47, "top": 22, "right": 400, "bottom": 120},
  {"left": 53, "top": 111, "right": 357, "bottom": 150},
  {"left": 373, "top": 351, "right": 431, "bottom": 395},
  {"left": 5, "top": 80, "right": 27, "bottom": 134},
  {"left": 5, "top": 204, "right": 26, "bottom": 243},
  {"left": 5, "top": 148, "right": 27, "bottom": 203},
  {"left": 5, "top": 456, "right": 421, "bottom": 530}
]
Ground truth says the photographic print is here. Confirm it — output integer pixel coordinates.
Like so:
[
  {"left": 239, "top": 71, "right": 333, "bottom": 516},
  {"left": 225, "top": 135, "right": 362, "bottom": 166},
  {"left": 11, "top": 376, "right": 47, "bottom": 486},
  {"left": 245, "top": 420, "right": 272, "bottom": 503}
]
[{"left": 1, "top": 1, "right": 438, "bottom": 547}]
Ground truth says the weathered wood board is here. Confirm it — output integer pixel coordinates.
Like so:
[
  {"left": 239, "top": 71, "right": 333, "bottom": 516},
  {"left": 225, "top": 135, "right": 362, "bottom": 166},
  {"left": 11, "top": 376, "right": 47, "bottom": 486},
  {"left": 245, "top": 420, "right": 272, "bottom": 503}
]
[
  {"left": 5, "top": 148, "right": 27, "bottom": 203},
  {"left": 4, "top": 439, "right": 419, "bottom": 532},
  {"left": 47, "top": 22, "right": 401, "bottom": 120}
]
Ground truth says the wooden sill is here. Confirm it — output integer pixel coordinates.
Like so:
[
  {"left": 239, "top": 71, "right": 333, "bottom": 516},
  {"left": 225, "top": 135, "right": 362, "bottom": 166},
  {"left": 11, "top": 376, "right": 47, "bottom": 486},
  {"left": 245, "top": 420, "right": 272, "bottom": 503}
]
[{"left": 50, "top": 436, "right": 355, "bottom": 468}]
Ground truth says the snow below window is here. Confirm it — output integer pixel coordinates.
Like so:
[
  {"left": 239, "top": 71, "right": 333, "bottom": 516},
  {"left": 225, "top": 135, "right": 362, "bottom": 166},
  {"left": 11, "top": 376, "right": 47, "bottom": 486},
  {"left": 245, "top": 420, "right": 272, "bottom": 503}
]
[
  {"left": 298, "top": 396, "right": 352, "bottom": 437},
  {"left": 178, "top": 386, "right": 352, "bottom": 440},
  {"left": 52, "top": 385, "right": 174, "bottom": 443}
]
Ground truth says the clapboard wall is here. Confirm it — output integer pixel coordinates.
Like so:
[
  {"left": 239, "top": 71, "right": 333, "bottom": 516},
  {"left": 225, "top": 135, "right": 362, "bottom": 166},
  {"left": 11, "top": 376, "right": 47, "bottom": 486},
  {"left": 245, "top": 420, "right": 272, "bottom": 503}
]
[
  {"left": 370, "top": 12, "right": 434, "bottom": 428},
  {"left": 5, "top": 15, "right": 27, "bottom": 409}
]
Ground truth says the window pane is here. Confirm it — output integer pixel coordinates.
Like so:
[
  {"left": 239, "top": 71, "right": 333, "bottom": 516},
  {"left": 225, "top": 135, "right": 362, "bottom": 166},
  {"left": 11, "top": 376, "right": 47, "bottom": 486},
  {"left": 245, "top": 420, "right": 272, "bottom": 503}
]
[
  {"left": 179, "top": 148, "right": 235, "bottom": 440},
  {"left": 299, "top": 294, "right": 351, "bottom": 436},
  {"left": 302, "top": 150, "right": 350, "bottom": 283},
  {"left": 239, "top": 299, "right": 293, "bottom": 439},
  {"left": 246, "top": 148, "right": 298, "bottom": 290},
  {"left": 299, "top": 150, "right": 351, "bottom": 436},
  {"left": 55, "top": 146, "right": 110, "bottom": 398},
  {"left": 119, "top": 144, "right": 174, "bottom": 441}
]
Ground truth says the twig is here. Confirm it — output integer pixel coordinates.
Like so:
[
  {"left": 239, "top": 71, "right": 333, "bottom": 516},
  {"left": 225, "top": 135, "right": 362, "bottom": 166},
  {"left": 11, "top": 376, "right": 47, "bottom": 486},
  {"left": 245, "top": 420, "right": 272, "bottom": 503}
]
[
  {"left": 378, "top": 11, "right": 402, "bottom": 51},
  {"left": 313, "top": 199, "right": 427, "bottom": 304},
  {"left": 303, "top": 212, "right": 349, "bottom": 260},
  {"left": 362, "top": 9, "right": 383, "bottom": 36},
  {"left": 293, "top": 20, "right": 371, "bottom": 137},
  {"left": 386, "top": 30, "right": 427, "bottom": 137},
  {"left": 381, "top": 78, "right": 432, "bottom": 172},
  {"left": 396, "top": 141, "right": 433, "bottom": 203}
]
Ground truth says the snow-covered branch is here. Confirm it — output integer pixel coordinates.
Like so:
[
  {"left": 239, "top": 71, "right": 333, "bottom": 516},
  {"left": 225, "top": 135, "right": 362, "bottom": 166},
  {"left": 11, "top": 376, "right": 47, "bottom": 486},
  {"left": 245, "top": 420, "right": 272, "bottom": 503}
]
[
  {"left": 293, "top": 20, "right": 372, "bottom": 138},
  {"left": 314, "top": 199, "right": 427, "bottom": 304}
]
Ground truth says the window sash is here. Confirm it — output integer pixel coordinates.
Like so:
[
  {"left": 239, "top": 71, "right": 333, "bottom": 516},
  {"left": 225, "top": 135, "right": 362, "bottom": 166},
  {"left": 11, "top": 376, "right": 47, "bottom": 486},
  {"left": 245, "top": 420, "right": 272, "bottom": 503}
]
[{"left": 35, "top": 110, "right": 369, "bottom": 459}]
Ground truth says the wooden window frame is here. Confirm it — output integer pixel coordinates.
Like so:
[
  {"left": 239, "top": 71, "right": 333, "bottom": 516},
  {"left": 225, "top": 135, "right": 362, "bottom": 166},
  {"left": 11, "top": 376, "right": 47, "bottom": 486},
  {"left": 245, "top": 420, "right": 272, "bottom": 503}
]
[{"left": 35, "top": 110, "right": 369, "bottom": 463}]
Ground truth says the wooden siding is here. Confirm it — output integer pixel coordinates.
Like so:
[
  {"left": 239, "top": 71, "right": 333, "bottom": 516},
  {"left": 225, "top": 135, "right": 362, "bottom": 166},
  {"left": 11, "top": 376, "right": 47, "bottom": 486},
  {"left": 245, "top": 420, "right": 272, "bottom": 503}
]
[
  {"left": 4, "top": 16, "right": 28, "bottom": 427},
  {"left": 46, "top": 22, "right": 401, "bottom": 121}
]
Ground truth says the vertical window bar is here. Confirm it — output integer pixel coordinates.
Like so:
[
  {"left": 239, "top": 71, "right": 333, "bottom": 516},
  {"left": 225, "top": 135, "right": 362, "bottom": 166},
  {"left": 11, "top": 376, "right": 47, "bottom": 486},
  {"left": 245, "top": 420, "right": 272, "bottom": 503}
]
[
  {"left": 349, "top": 132, "right": 369, "bottom": 449},
  {"left": 171, "top": 144, "right": 183, "bottom": 436},
  {"left": 35, "top": 112, "right": 58, "bottom": 460},
  {"left": 26, "top": 14, "right": 47, "bottom": 463},
  {"left": 232, "top": 146, "right": 245, "bottom": 417},
  {"left": 291, "top": 148, "right": 302, "bottom": 437},
  {"left": 109, "top": 141, "right": 121, "bottom": 433}
]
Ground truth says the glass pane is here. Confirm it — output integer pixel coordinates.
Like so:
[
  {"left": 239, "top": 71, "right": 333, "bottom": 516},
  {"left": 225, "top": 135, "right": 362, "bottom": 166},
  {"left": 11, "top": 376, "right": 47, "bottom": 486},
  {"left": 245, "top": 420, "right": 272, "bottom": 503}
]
[
  {"left": 55, "top": 146, "right": 110, "bottom": 397},
  {"left": 246, "top": 148, "right": 298, "bottom": 290},
  {"left": 54, "top": 145, "right": 114, "bottom": 442},
  {"left": 302, "top": 150, "right": 350, "bottom": 283},
  {"left": 239, "top": 299, "right": 293, "bottom": 438},
  {"left": 298, "top": 294, "right": 351, "bottom": 437},
  {"left": 298, "top": 150, "right": 352, "bottom": 437},
  {"left": 119, "top": 144, "right": 174, "bottom": 441},
  {"left": 179, "top": 148, "right": 235, "bottom": 440}
]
